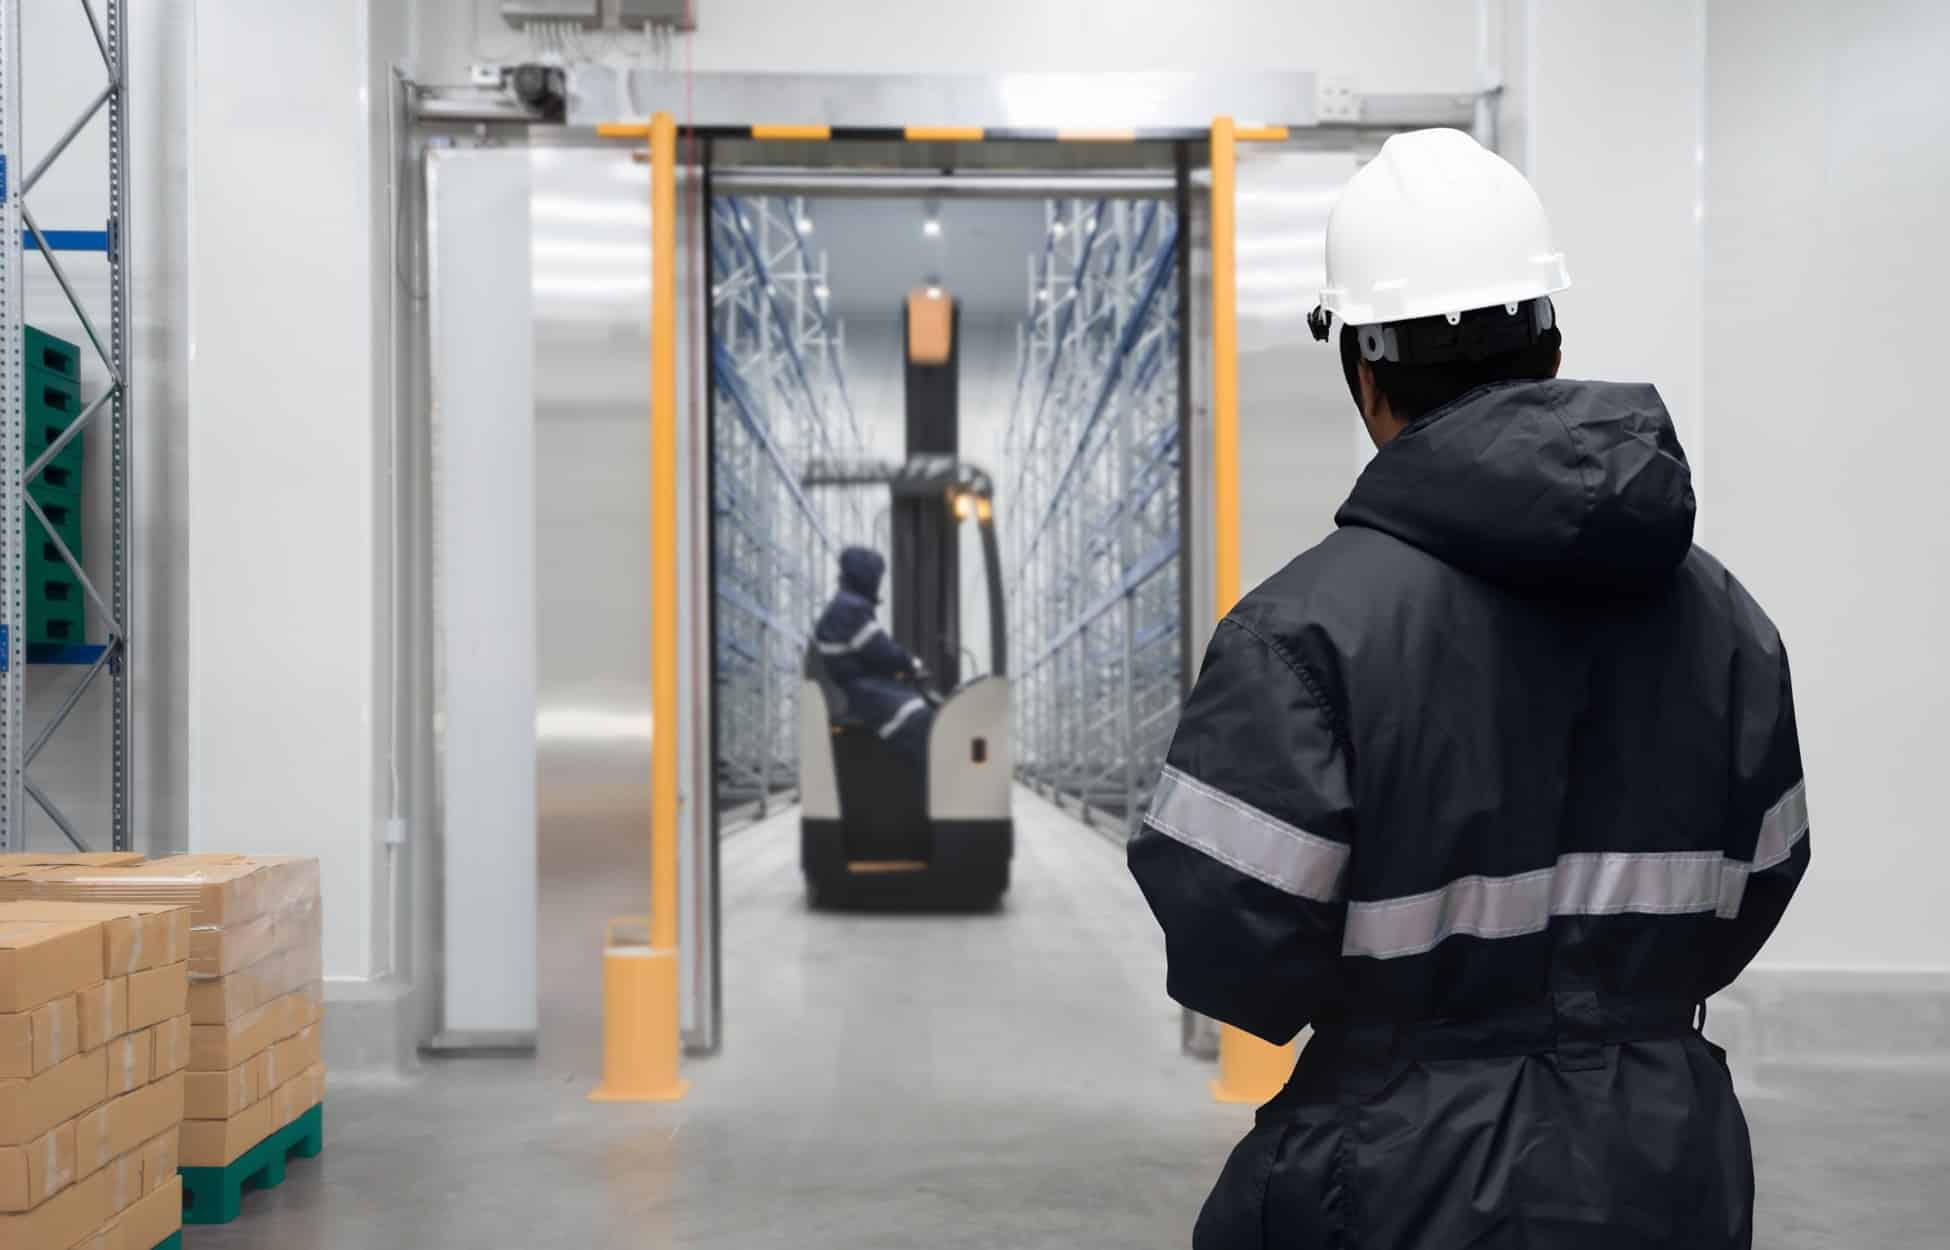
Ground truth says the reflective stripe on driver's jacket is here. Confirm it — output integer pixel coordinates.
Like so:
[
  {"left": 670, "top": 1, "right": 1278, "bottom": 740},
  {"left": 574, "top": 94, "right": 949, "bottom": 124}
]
[{"left": 1130, "top": 379, "right": 1808, "bottom": 1250}]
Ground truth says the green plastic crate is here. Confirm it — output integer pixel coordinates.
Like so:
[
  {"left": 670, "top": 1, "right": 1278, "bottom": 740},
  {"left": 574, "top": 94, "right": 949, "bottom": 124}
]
[{"left": 24, "top": 326, "right": 80, "bottom": 384}]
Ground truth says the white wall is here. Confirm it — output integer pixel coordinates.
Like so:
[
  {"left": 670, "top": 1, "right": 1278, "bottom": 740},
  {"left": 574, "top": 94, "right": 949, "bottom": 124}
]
[
  {"left": 414, "top": 0, "right": 1482, "bottom": 88},
  {"left": 186, "top": 0, "right": 402, "bottom": 982},
  {"left": 1702, "top": 0, "right": 1950, "bottom": 972},
  {"left": 1499, "top": 0, "right": 1706, "bottom": 481}
]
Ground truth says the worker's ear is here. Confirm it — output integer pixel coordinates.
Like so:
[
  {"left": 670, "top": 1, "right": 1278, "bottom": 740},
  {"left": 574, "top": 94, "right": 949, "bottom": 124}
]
[{"left": 1356, "top": 358, "right": 1406, "bottom": 449}]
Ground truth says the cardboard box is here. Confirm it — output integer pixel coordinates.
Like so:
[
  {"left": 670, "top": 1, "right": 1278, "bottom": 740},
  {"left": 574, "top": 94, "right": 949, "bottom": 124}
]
[
  {"left": 71, "top": 1104, "right": 109, "bottom": 1181},
  {"left": 124, "top": 964, "right": 186, "bottom": 1035},
  {"left": 182, "top": 1064, "right": 253, "bottom": 1121},
  {"left": 0, "top": 917, "right": 103, "bottom": 1013},
  {"left": 33, "top": 996, "right": 80, "bottom": 1075},
  {"left": 188, "top": 988, "right": 315, "bottom": 1073},
  {"left": 271, "top": 1063, "right": 325, "bottom": 1128},
  {"left": 180, "top": 1097, "right": 271, "bottom": 1169},
  {"left": 24, "top": 856, "right": 318, "bottom": 930},
  {"left": 188, "top": 940, "right": 326, "bottom": 1027},
  {"left": 103, "top": 1150, "right": 141, "bottom": 1216},
  {"left": 0, "top": 1049, "right": 106, "bottom": 1147},
  {"left": 116, "top": 1174, "right": 177, "bottom": 1250},
  {"left": 0, "top": 994, "right": 81, "bottom": 1079},
  {"left": 148, "top": 1016, "right": 188, "bottom": 1081},
  {"left": 263, "top": 1025, "right": 320, "bottom": 1095},
  {"left": 0, "top": 902, "right": 189, "bottom": 978},
  {"left": 187, "top": 899, "right": 318, "bottom": 979},
  {"left": 103, "top": 1072, "right": 182, "bottom": 1162},
  {"left": 0, "top": 1167, "right": 104, "bottom": 1250},
  {"left": 70, "top": 1216, "right": 124, "bottom": 1250},
  {"left": 138, "top": 1132, "right": 175, "bottom": 1198},
  {"left": 76, "top": 979, "right": 125, "bottom": 1052},
  {"left": 0, "top": 1121, "right": 75, "bottom": 1212},
  {"left": 104, "top": 1035, "right": 149, "bottom": 1099}
]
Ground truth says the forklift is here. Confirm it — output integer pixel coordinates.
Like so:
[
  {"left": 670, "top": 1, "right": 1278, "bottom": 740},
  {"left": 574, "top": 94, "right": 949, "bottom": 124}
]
[{"left": 797, "top": 287, "right": 1013, "bottom": 908}]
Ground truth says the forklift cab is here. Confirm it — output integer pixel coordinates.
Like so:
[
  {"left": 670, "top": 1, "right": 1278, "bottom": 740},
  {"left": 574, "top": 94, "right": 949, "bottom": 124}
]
[{"left": 797, "top": 458, "right": 1013, "bottom": 909}]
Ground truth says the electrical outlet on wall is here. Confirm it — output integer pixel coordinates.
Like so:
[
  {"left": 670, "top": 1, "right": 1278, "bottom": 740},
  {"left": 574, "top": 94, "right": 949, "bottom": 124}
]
[{"left": 1316, "top": 74, "right": 1362, "bottom": 125}]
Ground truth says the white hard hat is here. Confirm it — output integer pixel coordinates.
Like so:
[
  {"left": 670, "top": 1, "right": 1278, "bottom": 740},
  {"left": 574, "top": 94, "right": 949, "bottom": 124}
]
[{"left": 1318, "top": 128, "right": 1570, "bottom": 328}]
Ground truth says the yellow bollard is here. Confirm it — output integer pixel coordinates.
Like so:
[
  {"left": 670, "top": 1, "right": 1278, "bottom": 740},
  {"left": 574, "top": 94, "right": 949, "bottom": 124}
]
[
  {"left": 589, "top": 917, "right": 690, "bottom": 1102},
  {"left": 1211, "top": 1024, "right": 1298, "bottom": 1105}
]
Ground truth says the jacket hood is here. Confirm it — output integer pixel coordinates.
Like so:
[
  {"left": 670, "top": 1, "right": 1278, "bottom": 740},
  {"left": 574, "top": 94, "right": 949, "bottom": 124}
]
[
  {"left": 1336, "top": 380, "right": 1696, "bottom": 592},
  {"left": 839, "top": 547, "right": 886, "bottom": 601}
]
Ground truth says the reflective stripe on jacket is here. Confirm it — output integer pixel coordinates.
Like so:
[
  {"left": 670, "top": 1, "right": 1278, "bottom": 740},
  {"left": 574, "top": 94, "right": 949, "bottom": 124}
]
[
  {"left": 814, "top": 587, "right": 924, "bottom": 738},
  {"left": 1130, "top": 379, "right": 1807, "bottom": 1250}
]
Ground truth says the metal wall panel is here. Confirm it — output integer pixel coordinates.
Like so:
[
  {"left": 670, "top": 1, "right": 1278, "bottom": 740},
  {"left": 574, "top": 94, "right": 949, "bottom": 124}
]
[
  {"left": 428, "top": 149, "right": 539, "bottom": 1045},
  {"left": 526, "top": 147, "right": 717, "bottom": 1056},
  {"left": 1233, "top": 144, "right": 1363, "bottom": 593}
]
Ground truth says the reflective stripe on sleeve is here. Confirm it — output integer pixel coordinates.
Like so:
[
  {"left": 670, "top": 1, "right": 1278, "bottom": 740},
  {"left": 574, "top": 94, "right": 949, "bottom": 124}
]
[
  {"left": 878, "top": 697, "right": 927, "bottom": 739},
  {"left": 1143, "top": 765, "right": 1349, "bottom": 902},
  {"left": 817, "top": 619, "right": 885, "bottom": 656},
  {"left": 1344, "top": 776, "right": 1810, "bottom": 959}
]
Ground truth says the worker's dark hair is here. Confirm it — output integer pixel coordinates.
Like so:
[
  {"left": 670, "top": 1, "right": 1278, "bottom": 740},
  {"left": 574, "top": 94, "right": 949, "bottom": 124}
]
[{"left": 1338, "top": 309, "right": 1563, "bottom": 424}]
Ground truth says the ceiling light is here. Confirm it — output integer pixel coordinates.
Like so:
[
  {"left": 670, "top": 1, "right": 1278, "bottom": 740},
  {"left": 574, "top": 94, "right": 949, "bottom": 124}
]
[
  {"left": 922, "top": 218, "right": 942, "bottom": 238},
  {"left": 796, "top": 215, "right": 814, "bottom": 235},
  {"left": 815, "top": 283, "right": 830, "bottom": 300},
  {"left": 1051, "top": 221, "right": 1068, "bottom": 239},
  {"left": 922, "top": 198, "right": 943, "bottom": 239},
  {"left": 1037, "top": 289, "right": 1050, "bottom": 302},
  {"left": 926, "top": 284, "right": 944, "bottom": 300}
]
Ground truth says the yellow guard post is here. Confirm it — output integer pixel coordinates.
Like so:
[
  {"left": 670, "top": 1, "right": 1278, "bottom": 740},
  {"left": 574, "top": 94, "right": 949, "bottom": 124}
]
[
  {"left": 592, "top": 110, "right": 689, "bottom": 1103},
  {"left": 1207, "top": 115, "right": 1299, "bottom": 1106}
]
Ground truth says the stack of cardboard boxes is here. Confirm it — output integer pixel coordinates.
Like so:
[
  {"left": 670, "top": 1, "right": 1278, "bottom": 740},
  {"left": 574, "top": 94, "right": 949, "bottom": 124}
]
[
  {"left": 10, "top": 856, "right": 324, "bottom": 1184},
  {"left": 0, "top": 894, "right": 189, "bottom": 1250}
]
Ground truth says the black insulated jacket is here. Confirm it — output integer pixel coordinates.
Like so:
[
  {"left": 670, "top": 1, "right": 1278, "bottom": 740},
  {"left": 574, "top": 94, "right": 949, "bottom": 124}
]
[{"left": 1130, "top": 379, "right": 1808, "bottom": 1250}]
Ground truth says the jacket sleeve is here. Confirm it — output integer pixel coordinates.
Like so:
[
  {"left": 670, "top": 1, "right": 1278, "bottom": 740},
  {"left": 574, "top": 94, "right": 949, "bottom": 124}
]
[
  {"left": 857, "top": 624, "right": 919, "bottom": 680},
  {"left": 1706, "top": 638, "right": 1810, "bottom": 996},
  {"left": 817, "top": 598, "right": 915, "bottom": 679},
  {"left": 1128, "top": 619, "right": 1354, "bottom": 1044}
]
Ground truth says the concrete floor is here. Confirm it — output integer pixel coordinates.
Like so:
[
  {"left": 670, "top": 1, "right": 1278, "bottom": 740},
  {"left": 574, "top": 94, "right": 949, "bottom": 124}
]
[{"left": 199, "top": 789, "right": 1950, "bottom": 1249}]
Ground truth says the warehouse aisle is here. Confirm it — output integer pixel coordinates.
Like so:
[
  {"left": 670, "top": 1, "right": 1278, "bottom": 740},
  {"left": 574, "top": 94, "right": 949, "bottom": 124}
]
[{"left": 191, "top": 788, "right": 1950, "bottom": 1249}]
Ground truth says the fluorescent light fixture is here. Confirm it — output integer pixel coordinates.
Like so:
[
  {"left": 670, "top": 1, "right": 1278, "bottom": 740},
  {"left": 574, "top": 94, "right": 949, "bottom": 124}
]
[
  {"left": 796, "top": 215, "right": 814, "bottom": 235},
  {"left": 532, "top": 238, "right": 652, "bottom": 264},
  {"left": 922, "top": 217, "right": 942, "bottom": 238},
  {"left": 530, "top": 197, "right": 649, "bottom": 228},
  {"left": 534, "top": 275, "right": 652, "bottom": 299}
]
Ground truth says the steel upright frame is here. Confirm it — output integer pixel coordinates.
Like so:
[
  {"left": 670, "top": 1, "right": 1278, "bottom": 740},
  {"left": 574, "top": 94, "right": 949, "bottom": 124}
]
[
  {"left": 1003, "top": 196, "right": 1183, "bottom": 836},
  {"left": 707, "top": 194, "right": 868, "bottom": 819},
  {"left": 0, "top": 0, "right": 133, "bottom": 852}
]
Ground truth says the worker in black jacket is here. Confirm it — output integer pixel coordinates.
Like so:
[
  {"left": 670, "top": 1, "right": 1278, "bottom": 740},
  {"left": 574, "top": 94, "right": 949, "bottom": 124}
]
[
  {"left": 814, "top": 547, "right": 933, "bottom": 765},
  {"left": 1130, "top": 128, "right": 1807, "bottom": 1250}
]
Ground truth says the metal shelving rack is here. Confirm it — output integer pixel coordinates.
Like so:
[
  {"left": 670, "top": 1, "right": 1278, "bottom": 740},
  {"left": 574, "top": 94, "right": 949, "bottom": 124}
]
[
  {"left": 709, "top": 193, "right": 868, "bottom": 819},
  {"left": 1003, "top": 198, "right": 1183, "bottom": 836},
  {"left": 0, "top": 0, "right": 133, "bottom": 852}
]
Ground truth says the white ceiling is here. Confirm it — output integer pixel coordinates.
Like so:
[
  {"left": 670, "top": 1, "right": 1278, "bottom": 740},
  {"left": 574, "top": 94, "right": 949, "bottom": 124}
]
[{"left": 793, "top": 196, "right": 1049, "bottom": 322}]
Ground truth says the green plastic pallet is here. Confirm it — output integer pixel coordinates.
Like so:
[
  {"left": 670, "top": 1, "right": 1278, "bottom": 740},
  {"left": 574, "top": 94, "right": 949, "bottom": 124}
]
[
  {"left": 180, "top": 1103, "right": 325, "bottom": 1225},
  {"left": 149, "top": 1234, "right": 182, "bottom": 1250}
]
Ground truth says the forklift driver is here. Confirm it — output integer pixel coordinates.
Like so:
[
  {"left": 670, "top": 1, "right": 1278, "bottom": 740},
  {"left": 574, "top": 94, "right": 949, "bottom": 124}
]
[{"left": 814, "top": 547, "right": 935, "bottom": 767}]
